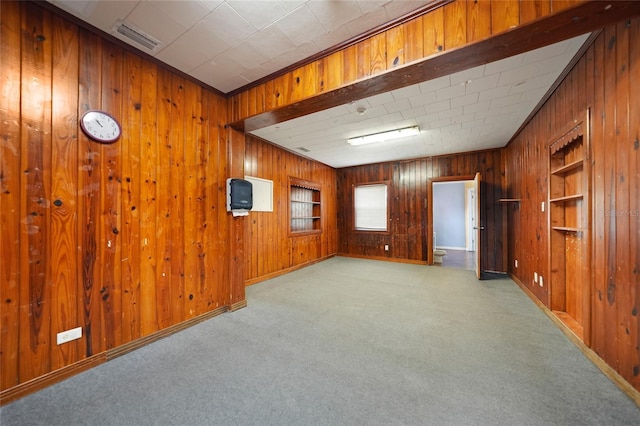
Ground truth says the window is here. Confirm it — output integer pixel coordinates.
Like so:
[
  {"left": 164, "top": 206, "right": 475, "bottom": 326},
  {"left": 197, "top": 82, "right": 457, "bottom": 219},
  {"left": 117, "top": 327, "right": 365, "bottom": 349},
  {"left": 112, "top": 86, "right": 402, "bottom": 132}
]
[{"left": 354, "top": 183, "right": 388, "bottom": 231}]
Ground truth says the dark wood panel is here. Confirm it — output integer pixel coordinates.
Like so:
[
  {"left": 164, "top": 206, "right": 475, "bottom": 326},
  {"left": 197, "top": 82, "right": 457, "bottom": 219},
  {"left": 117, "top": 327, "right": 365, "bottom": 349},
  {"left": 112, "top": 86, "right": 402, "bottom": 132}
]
[
  {"left": 506, "top": 17, "right": 640, "bottom": 395},
  {"left": 243, "top": 136, "right": 338, "bottom": 284},
  {"left": 337, "top": 150, "right": 504, "bottom": 272}
]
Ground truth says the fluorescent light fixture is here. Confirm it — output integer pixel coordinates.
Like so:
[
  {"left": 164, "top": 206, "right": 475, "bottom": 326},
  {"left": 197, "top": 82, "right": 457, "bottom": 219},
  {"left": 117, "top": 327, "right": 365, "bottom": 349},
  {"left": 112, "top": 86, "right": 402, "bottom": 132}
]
[{"left": 347, "top": 126, "right": 420, "bottom": 146}]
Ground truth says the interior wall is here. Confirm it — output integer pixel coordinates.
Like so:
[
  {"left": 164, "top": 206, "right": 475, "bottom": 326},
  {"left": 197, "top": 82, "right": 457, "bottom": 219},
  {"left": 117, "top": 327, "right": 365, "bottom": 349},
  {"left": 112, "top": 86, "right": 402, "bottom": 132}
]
[
  {"left": 0, "top": 1, "right": 242, "bottom": 402},
  {"left": 505, "top": 18, "right": 640, "bottom": 394},
  {"left": 433, "top": 181, "right": 466, "bottom": 249},
  {"left": 243, "top": 136, "right": 338, "bottom": 284},
  {"left": 336, "top": 150, "right": 505, "bottom": 271}
]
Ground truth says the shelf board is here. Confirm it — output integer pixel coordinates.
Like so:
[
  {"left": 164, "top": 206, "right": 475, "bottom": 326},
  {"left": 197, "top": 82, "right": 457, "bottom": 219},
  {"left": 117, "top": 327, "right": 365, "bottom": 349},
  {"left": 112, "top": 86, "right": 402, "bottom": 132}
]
[
  {"left": 291, "top": 200, "right": 321, "bottom": 204},
  {"left": 552, "top": 226, "right": 582, "bottom": 233},
  {"left": 498, "top": 198, "right": 521, "bottom": 202},
  {"left": 551, "top": 158, "right": 584, "bottom": 175},
  {"left": 550, "top": 193, "right": 583, "bottom": 203}
]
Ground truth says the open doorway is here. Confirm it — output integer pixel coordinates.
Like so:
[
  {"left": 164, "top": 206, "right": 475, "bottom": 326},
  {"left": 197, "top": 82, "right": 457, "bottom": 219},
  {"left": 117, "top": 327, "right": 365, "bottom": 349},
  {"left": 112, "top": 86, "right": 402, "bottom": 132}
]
[{"left": 432, "top": 179, "right": 476, "bottom": 271}]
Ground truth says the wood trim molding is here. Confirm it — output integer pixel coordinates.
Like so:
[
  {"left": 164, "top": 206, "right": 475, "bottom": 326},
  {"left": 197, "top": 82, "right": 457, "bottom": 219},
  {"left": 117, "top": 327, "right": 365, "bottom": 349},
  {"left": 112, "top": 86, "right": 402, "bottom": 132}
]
[
  {"left": 244, "top": 254, "right": 336, "bottom": 287},
  {"left": 510, "top": 274, "right": 640, "bottom": 408},
  {"left": 0, "top": 354, "right": 106, "bottom": 406},
  {"left": 106, "top": 306, "right": 229, "bottom": 361},
  {"left": 337, "top": 253, "right": 427, "bottom": 265}
]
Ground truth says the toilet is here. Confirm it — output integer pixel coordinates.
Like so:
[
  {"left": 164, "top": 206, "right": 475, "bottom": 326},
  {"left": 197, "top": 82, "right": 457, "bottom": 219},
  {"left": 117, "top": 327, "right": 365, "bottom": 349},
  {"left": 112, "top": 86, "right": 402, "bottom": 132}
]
[
  {"left": 433, "top": 249, "right": 447, "bottom": 264},
  {"left": 433, "top": 233, "right": 447, "bottom": 264}
]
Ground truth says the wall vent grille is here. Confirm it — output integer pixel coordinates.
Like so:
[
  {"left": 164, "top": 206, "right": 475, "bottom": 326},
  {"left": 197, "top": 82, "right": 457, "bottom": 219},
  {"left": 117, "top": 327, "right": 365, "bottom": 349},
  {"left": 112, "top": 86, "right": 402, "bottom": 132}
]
[{"left": 112, "top": 21, "right": 162, "bottom": 52}]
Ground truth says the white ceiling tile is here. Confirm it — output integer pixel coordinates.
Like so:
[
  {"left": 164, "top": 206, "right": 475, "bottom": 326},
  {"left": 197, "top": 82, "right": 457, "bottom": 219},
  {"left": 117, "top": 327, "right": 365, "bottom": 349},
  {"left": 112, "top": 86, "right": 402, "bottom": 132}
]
[
  {"left": 127, "top": 2, "right": 188, "bottom": 44},
  {"left": 478, "top": 86, "right": 510, "bottom": 102},
  {"left": 356, "top": 0, "right": 389, "bottom": 15},
  {"left": 383, "top": 0, "right": 430, "bottom": 18},
  {"left": 384, "top": 98, "right": 411, "bottom": 114},
  {"left": 464, "top": 73, "right": 500, "bottom": 94},
  {"left": 228, "top": 0, "right": 287, "bottom": 30},
  {"left": 498, "top": 64, "right": 537, "bottom": 86},
  {"left": 345, "top": 6, "right": 389, "bottom": 37},
  {"left": 198, "top": 0, "right": 223, "bottom": 12},
  {"left": 50, "top": 0, "right": 91, "bottom": 15},
  {"left": 401, "top": 106, "right": 426, "bottom": 120},
  {"left": 418, "top": 75, "right": 451, "bottom": 93},
  {"left": 274, "top": 4, "right": 326, "bottom": 45},
  {"left": 246, "top": 25, "right": 296, "bottom": 60},
  {"left": 279, "top": 0, "right": 307, "bottom": 14},
  {"left": 82, "top": 1, "right": 139, "bottom": 30},
  {"left": 436, "top": 84, "right": 466, "bottom": 100},
  {"left": 425, "top": 99, "right": 450, "bottom": 114},
  {"left": 203, "top": 2, "right": 256, "bottom": 47},
  {"left": 312, "top": 25, "right": 353, "bottom": 51},
  {"left": 152, "top": 1, "right": 210, "bottom": 29},
  {"left": 222, "top": 42, "right": 269, "bottom": 69},
  {"left": 451, "top": 93, "right": 479, "bottom": 109},
  {"left": 307, "top": 0, "right": 363, "bottom": 32},
  {"left": 484, "top": 55, "right": 524, "bottom": 75}
]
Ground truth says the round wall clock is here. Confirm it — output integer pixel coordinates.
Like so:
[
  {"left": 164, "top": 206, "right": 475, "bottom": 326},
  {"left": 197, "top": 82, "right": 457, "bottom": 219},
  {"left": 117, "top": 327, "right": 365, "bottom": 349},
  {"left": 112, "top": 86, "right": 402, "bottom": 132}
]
[{"left": 80, "top": 110, "right": 121, "bottom": 143}]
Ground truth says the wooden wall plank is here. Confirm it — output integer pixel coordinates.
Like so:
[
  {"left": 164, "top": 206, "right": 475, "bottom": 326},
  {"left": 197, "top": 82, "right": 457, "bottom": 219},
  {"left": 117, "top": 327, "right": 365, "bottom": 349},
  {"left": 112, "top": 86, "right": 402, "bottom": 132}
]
[
  {"left": 100, "top": 41, "right": 123, "bottom": 350},
  {"left": 443, "top": 1, "right": 467, "bottom": 50},
  {"left": 614, "top": 19, "right": 633, "bottom": 386},
  {"left": 491, "top": 0, "right": 520, "bottom": 34},
  {"left": 169, "top": 75, "right": 185, "bottom": 325},
  {"left": 120, "top": 51, "right": 142, "bottom": 343},
  {"left": 0, "top": 0, "right": 23, "bottom": 390},
  {"left": 138, "top": 59, "right": 159, "bottom": 337},
  {"left": 628, "top": 16, "right": 640, "bottom": 392},
  {"left": 423, "top": 6, "right": 445, "bottom": 56},
  {"left": 49, "top": 12, "right": 80, "bottom": 371},
  {"left": 78, "top": 28, "right": 104, "bottom": 358},
  {"left": 19, "top": 3, "right": 54, "bottom": 382},
  {"left": 467, "top": 0, "right": 492, "bottom": 42}
]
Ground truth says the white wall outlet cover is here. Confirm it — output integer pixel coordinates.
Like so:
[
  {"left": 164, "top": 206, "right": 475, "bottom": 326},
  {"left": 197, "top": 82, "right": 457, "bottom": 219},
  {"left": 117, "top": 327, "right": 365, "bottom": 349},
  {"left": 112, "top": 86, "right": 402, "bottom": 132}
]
[{"left": 57, "top": 327, "right": 82, "bottom": 345}]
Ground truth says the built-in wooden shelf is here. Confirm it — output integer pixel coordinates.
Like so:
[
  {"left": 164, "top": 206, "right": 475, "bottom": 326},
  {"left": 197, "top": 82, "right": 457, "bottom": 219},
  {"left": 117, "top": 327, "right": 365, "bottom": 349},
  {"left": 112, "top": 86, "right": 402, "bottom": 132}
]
[
  {"left": 498, "top": 198, "right": 521, "bottom": 202},
  {"left": 289, "top": 177, "right": 322, "bottom": 235},
  {"left": 550, "top": 193, "right": 583, "bottom": 203},
  {"left": 551, "top": 158, "right": 584, "bottom": 175}
]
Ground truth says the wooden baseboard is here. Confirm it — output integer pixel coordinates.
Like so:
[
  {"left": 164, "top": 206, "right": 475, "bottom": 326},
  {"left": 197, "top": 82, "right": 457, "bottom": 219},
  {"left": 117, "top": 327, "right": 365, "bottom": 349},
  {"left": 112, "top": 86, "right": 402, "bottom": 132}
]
[
  {"left": 510, "top": 274, "right": 640, "bottom": 407},
  {"left": 107, "top": 306, "right": 229, "bottom": 360},
  {"left": 230, "top": 299, "right": 247, "bottom": 311},
  {"left": 1, "top": 306, "right": 230, "bottom": 406},
  {"left": 337, "top": 253, "right": 427, "bottom": 265},
  {"left": 0, "top": 354, "right": 106, "bottom": 406},
  {"left": 244, "top": 254, "right": 336, "bottom": 286}
]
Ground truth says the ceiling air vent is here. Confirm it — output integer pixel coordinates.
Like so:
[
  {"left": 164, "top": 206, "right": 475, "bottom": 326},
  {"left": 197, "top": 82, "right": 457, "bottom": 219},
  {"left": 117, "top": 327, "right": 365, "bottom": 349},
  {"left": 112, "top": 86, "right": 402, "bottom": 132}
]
[
  {"left": 112, "top": 20, "right": 162, "bottom": 52},
  {"left": 297, "top": 147, "right": 310, "bottom": 153}
]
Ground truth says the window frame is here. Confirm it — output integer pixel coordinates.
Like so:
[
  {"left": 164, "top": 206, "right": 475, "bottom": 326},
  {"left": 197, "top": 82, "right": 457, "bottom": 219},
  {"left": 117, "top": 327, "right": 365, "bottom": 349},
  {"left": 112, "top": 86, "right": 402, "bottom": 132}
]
[{"left": 352, "top": 181, "right": 391, "bottom": 234}]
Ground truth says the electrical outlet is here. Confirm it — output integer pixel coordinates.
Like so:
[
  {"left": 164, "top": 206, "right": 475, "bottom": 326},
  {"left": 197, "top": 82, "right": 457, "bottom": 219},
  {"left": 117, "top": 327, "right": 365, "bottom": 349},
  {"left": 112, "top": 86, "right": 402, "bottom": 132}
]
[
  {"left": 539, "top": 276, "right": 544, "bottom": 287},
  {"left": 57, "top": 327, "right": 82, "bottom": 345},
  {"left": 534, "top": 272, "right": 538, "bottom": 283},
  {"left": 514, "top": 259, "right": 518, "bottom": 268},
  {"left": 384, "top": 244, "right": 389, "bottom": 251}
]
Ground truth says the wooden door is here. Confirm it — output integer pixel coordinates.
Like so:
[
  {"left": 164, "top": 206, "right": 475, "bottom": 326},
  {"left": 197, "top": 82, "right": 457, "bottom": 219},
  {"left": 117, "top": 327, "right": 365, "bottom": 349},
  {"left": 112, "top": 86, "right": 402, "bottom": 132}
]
[{"left": 474, "top": 172, "right": 482, "bottom": 279}]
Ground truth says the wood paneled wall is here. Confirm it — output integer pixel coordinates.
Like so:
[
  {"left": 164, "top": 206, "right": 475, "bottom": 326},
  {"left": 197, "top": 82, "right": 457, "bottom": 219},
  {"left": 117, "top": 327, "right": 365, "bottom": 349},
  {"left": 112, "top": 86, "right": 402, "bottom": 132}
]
[
  {"left": 0, "top": 1, "right": 242, "bottom": 402},
  {"left": 243, "top": 137, "right": 337, "bottom": 284},
  {"left": 228, "top": 0, "right": 630, "bottom": 130},
  {"left": 336, "top": 150, "right": 505, "bottom": 273},
  {"left": 505, "top": 18, "right": 640, "bottom": 394}
]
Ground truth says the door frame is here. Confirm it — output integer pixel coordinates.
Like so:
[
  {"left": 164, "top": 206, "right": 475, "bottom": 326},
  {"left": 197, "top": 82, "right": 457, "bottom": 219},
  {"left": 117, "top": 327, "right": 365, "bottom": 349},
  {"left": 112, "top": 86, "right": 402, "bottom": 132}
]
[{"left": 427, "top": 174, "right": 478, "bottom": 268}]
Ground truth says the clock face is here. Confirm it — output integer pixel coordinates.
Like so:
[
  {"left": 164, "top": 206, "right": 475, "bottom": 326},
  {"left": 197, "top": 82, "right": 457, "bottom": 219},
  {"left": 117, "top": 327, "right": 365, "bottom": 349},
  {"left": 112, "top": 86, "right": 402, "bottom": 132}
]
[{"left": 80, "top": 110, "right": 121, "bottom": 143}]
